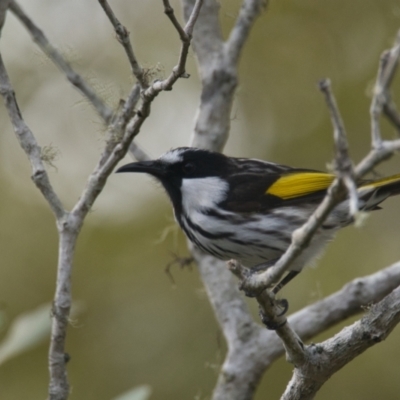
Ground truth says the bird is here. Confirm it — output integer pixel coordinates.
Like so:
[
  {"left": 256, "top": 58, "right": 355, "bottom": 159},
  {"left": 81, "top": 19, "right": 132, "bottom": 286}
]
[{"left": 117, "top": 147, "right": 400, "bottom": 293}]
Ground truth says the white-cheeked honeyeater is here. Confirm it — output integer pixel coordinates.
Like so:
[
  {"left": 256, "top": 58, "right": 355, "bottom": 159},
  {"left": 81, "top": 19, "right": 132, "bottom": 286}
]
[{"left": 117, "top": 147, "right": 400, "bottom": 292}]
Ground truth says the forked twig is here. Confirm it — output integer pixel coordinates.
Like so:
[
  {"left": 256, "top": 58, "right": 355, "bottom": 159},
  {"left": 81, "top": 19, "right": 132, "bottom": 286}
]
[{"left": 98, "top": 0, "right": 147, "bottom": 88}]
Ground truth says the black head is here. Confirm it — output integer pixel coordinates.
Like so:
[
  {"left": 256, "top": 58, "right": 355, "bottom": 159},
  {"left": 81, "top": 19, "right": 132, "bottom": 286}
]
[{"left": 116, "top": 147, "right": 232, "bottom": 212}]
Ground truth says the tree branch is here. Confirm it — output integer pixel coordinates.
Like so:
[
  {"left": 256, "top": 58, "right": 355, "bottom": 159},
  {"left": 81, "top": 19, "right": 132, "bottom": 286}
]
[
  {"left": 226, "top": 0, "right": 266, "bottom": 65},
  {"left": 73, "top": 0, "right": 204, "bottom": 222},
  {"left": 145, "top": 0, "right": 203, "bottom": 94},
  {"left": 0, "top": 54, "right": 65, "bottom": 220},
  {"left": 210, "top": 261, "right": 400, "bottom": 400},
  {"left": 98, "top": 0, "right": 147, "bottom": 88},
  {"left": 282, "top": 285, "right": 400, "bottom": 400},
  {"left": 290, "top": 261, "right": 400, "bottom": 340},
  {"left": 164, "top": 0, "right": 188, "bottom": 41}
]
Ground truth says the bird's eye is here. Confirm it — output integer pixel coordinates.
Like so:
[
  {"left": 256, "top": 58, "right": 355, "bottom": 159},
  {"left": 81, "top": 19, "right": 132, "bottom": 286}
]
[{"left": 182, "top": 162, "right": 196, "bottom": 175}]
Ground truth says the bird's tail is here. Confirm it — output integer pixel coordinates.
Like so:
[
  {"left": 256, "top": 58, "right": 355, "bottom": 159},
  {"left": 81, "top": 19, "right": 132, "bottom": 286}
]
[{"left": 358, "top": 173, "right": 400, "bottom": 210}]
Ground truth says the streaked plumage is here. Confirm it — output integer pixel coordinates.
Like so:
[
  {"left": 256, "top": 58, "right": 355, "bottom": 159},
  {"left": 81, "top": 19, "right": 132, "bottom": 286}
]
[{"left": 117, "top": 147, "right": 400, "bottom": 289}]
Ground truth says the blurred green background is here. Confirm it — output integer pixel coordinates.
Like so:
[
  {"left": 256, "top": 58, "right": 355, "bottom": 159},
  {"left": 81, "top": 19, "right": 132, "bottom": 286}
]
[{"left": 1, "top": 0, "right": 400, "bottom": 399}]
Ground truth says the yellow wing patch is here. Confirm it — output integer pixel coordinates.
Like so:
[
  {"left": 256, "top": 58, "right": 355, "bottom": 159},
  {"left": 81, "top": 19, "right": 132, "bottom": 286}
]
[{"left": 267, "top": 172, "right": 335, "bottom": 200}]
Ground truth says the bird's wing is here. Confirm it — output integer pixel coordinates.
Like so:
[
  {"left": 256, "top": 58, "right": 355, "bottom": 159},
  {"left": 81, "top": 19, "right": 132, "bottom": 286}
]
[{"left": 222, "top": 170, "right": 335, "bottom": 213}]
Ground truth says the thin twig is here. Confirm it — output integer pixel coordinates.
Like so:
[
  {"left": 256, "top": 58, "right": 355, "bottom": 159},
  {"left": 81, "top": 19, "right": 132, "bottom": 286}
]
[
  {"left": 319, "top": 78, "right": 359, "bottom": 216},
  {"left": 72, "top": 0, "right": 204, "bottom": 221},
  {"left": 145, "top": 0, "right": 204, "bottom": 95},
  {"left": 257, "top": 290, "right": 306, "bottom": 366},
  {"left": 98, "top": 83, "right": 141, "bottom": 167},
  {"left": 98, "top": 0, "right": 147, "bottom": 88},
  {"left": 163, "top": 0, "right": 187, "bottom": 41},
  {"left": 9, "top": 0, "right": 113, "bottom": 123},
  {"left": 183, "top": 0, "right": 204, "bottom": 34},
  {"left": 319, "top": 79, "right": 352, "bottom": 171}
]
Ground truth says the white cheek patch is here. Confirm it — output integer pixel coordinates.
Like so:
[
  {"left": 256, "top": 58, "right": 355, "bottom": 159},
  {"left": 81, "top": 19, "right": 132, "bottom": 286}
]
[{"left": 181, "top": 177, "right": 229, "bottom": 211}]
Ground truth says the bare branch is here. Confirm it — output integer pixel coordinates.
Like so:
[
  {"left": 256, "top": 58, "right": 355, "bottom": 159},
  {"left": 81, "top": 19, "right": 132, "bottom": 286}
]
[
  {"left": 9, "top": 0, "right": 113, "bottom": 123},
  {"left": 354, "top": 138, "right": 400, "bottom": 177},
  {"left": 226, "top": 0, "right": 266, "bottom": 64},
  {"left": 145, "top": 0, "right": 204, "bottom": 95},
  {"left": 98, "top": 0, "right": 147, "bottom": 88},
  {"left": 291, "top": 261, "right": 400, "bottom": 340},
  {"left": 192, "top": 248, "right": 258, "bottom": 343},
  {"left": 191, "top": 247, "right": 267, "bottom": 400},
  {"left": 0, "top": 53, "right": 65, "bottom": 220},
  {"left": 97, "top": 83, "right": 141, "bottom": 168},
  {"left": 355, "top": 31, "right": 400, "bottom": 177},
  {"left": 72, "top": 0, "right": 204, "bottom": 221},
  {"left": 183, "top": 0, "right": 263, "bottom": 152},
  {"left": 118, "top": 83, "right": 141, "bottom": 130},
  {"left": 0, "top": 28, "right": 69, "bottom": 394},
  {"left": 183, "top": 0, "right": 233, "bottom": 151},
  {"left": 48, "top": 226, "right": 76, "bottom": 400},
  {"left": 256, "top": 290, "right": 306, "bottom": 366},
  {"left": 182, "top": 0, "right": 223, "bottom": 69},
  {"left": 163, "top": 0, "right": 187, "bottom": 41},
  {"left": 210, "top": 261, "right": 400, "bottom": 400},
  {"left": 319, "top": 79, "right": 352, "bottom": 171},
  {"left": 319, "top": 78, "right": 359, "bottom": 216},
  {"left": 282, "top": 285, "right": 400, "bottom": 400},
  {"left": 183, "top": 0, "right": 204, "bottom": 34},
  {"left": 228, "top": 257, "right": 304, "bottom": 365}
]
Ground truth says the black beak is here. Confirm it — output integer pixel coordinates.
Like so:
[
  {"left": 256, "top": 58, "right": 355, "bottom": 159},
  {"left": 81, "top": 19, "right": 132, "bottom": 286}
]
[{"left": 116, "top": 160, "right": 166, "bottom": 177}]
